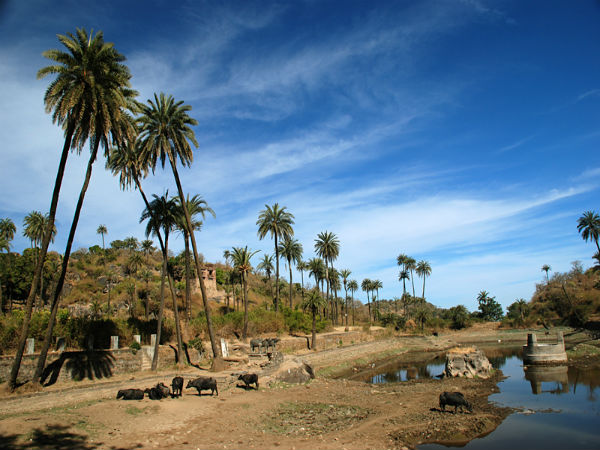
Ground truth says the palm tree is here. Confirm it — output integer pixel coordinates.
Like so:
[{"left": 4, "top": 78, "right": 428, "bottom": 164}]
[
  {"left": 541, "top": 264, "right": 551, "bottom": 283},
  {"left": 314, "top": 231, "right": 340, "bottom": 321},
  {"left": 415, "top": 260, "right": 432, "bottom": 300},
  {"left": 278, "top": 237, "right": 303, "bottom": 309},
  {"left": 308, "top": 257, "right": 325, "bottom": 293},
  {"left": 405, "top": 257, "right": 416, "bottom": 298},
  {"left": 399, "top": 270, "right": 409, "bottom": 300},
  {"left": 339, "top": 269, "right": 351, "bottom": 329},
  {"left": 361, "top": 278, "right": 372, "bottom": 323},
  {"left": 174, "top": 194, "right": 215, "bottom": 320},
  {"left": 141, "top": 239, "right": 155, "bottom": 261},
  {"left": 372, "top": 279, "right": 383, "bottom": 320},
  {"left": 231, "top": 246, "right": 260, "bottom": 339},
  {"left": 137, "top": 92, "right": 222, "bottom": 367},
  {"left": 257, "top": 253, "right": 274, "bottom": 298},
  {"left": 26, "top": 29, "right": 137, "bottom": 389},
  {"left": 97, "top": 225, "right": 107, "bottom": 250},
  {"left": 302, "top": 289, "right": 327, "bottom": 351},
  {"left": 577, "top": 210, "right": 600, "bottom": 253},
  {"left": 296, "top": 260, "right": 307, "bottom": 301},
  {"left": 397, "top": 254, "right": 408, "bottom": 271},
  {"left": 0, "top": 219, "right": 16, "bottom": 253},
  {"left": 256, "top": 203, "right": 295, "bottom": 312},
  {"left": 140, "top": 193, "right": 184, "bottom": 369},
  {"left": 347, "top": 279, "right": 358, "bottom": 326}
]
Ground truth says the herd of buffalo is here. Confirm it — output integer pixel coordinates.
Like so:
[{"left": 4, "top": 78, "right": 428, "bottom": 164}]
[{"left": 116, "top": 373, "right": 260, "bottom": 400}]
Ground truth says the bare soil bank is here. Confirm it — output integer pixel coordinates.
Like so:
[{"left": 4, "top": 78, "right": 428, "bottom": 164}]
[{"left": 0, "top": 325, "right": 593, "bottom": 450}]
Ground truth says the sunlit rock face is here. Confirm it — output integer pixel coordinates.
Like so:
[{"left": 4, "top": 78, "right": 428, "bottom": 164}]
[{"left": 444, "top": 347, "right": 493, "bottom": 379}]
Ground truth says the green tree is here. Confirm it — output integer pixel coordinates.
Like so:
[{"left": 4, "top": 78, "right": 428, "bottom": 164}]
[
  {"left": 96, "top": 225, "right": 107, "bottom": 250},
  {"left": 449, "top": 305, "right": 470, "bottom": 329},
  {"left": 137, "top": 92, "right": 222, "bottom": 367},
  {"left": 302, "top": 289, "right": 327, "bottom": 351},
  {"left": 415, "top": 260, "right": 432, "bottom": 300},
  {"left": 477, "top": 290, "right": 504, "bottom": 321},
  {"left": 314, "top": 231, "right": 340, "bottom": 322},
  {"left": 278, "top": 237, "right": 303, "bottom": 309},
  {"left": 256, "top": 203, "right": 295, "bottom": 312},
  {"left": 507, "top": 298, "right": 530, "bottom": 326},
  {"left": 0, "top": 219, "right": 16, "bottom": 253},
  {"left": 398, "top": 270, "right": 409, "bottom": 300},
  {"left": 361, "top": 278, "right": 372, "bottom": 323},
  {"left": 347, "top": 279, "right": 358, "bottom": 325},
  {"left": 257, "top": 253, "right": 274, "bottom": 298},
  {"left": 577, "top": 210, "right": 600, "bottom": 253},
  {"left": 23, "top": 29, "right": 137, "bottom": 390},
  {"left": 174, "top": 194, "right": 215, "bottom": 320},
  {"left": 230, "top": 246, "right": 260, "bottom": 339},
  {"left": 405, "top": 257, "right": 416, "bottom": 298}
]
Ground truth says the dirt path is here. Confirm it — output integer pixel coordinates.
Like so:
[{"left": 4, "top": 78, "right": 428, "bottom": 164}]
[{"left": 0, "top": 328, "right": 530, "bottom": 450}]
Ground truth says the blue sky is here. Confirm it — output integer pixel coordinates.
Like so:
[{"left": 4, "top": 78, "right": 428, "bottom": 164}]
[{"left": 0, "top": 0, "right": 598, "bottom": 312}]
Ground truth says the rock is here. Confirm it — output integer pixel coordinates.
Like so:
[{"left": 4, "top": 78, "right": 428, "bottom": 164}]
[
  {"left": 444, "top": 347, "right": 492, "bottom": 379},
  {"left": 271, "top": 357, "right": 315, "bottom": 384}
]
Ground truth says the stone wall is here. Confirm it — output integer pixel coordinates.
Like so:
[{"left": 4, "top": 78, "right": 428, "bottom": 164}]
[{"left": 522, "top": 332, "right": 567, "bottom": 364}]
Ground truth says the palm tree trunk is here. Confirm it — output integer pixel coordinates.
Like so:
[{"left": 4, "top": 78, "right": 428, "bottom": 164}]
[
  {"left": 422, "top": 276, "right": 426, "bottom": 300},
  {"left": 300, "top": 270, "right": 304, "bottom": 302},
  {"left": 243, "top": 273, "right": 249, "bottom": 340},
  {"left": 274, "top": 235, "right": 279, "bottom": 312},
  {"left": 152, "top": 256, "right": 167, "bottom": 370},
  {"left": 32, "top": 137, "right": 98, "bottom": 385},
  {"left": 311, "top": 307, "right": 317, "bottom": 351},
  {"left": 167, "top": 155, "right": 221, "bottom": 365},
  {"left": 10, "top": 124, "right": 74, "bottom": 390},
  {"left": 351, "top": 292, "right": 355, "bottom": 325},
  {"left": 184, "top": 232, "right": 191, "bottom": 321},
  {"left": 167, "top": 271, "right": 184, "bottom": 367},
  {"left": 410, "top": 270, "right": 415, "bottom": 298},
  {"left": 288, "top": 259, "right": 293, "bottom": 309},
  {"left": 344, "top": 285, "right": 349, "bottom": 329}
]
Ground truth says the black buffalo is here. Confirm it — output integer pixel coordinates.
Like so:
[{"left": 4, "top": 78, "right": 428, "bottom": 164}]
[
  {"left": 238, "top": 373, "right": 259, "bottom": 390},
  {"left": 116, "top": 388, "right": 144, "bottom": 400},
  {"left": 439, "top": 391, "right": 473, "bottom": 413},
  {"left": 264, "top": 337, "right": 280, "bottom": 352},
  {"left": 250, "top": 338, "right": 264, "bottom": 353},
  {"left": 172, "top": 376, "right": 184, "bottom": 397},
  {"left": 186, "top": 377, "right": 218, "bottom": 396}
]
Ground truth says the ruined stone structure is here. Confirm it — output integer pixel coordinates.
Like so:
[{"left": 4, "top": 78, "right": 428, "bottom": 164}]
[
  {"left": 191, "top": 263, "right": 224, "bottom": 302},
  {"left": 444, "top": 347, "right": 493, "bottom": 379},
  {"left": 522, "top": 332, "right": 567, "bottom": 364}
]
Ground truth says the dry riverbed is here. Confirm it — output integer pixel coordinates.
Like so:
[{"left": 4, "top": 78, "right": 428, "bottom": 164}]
[{"left": 2, "top": 325, "right": 590, "bottom": 450}]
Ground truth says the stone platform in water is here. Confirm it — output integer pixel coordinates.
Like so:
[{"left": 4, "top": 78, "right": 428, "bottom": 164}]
[{"left": 522, "top": 332, "right": 567, "bottom": 364}]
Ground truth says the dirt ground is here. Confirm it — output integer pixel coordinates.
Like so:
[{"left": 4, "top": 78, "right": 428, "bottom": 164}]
[{"left": 0, "top": 325, "right": 592, "bottom": 450}]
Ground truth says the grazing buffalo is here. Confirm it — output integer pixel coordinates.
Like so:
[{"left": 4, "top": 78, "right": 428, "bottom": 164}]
[
  {"left": 172, "top": 376, "right": 184, "bottom": 397},
  {"left": 238, "top": 373, "right": 259, "bottom": 390},
  {"left": 250, "top": 338, "right": 264, "bottom": 353},
  {"left": 439, "top": 391, "right": 473, "bottom": 413},
  {"left": 186, "top": 377, "right": 218, "bottom": 396},
  {"left": 264, "top": 337, "right": 280, "bottom": 352},
  {"left": 116, "top": 389, "right": 144, "bottom": 400}
]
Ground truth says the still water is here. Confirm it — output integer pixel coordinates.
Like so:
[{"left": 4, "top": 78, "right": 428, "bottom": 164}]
[{"left": 352, "top": 346, "right": 600, "bottom": 449}]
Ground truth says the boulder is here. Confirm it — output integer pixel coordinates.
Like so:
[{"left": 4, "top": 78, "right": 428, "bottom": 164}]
[
  {"left": 271, "top": 357, "right": 315, "bottom": 384},
  {"left": 444, "top": 347, "right": 492, "bottom": 379}
]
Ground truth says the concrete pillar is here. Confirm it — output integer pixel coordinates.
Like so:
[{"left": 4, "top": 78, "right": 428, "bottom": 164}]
[
  {"left": 527, "top": 333, "right": 537, "bottom": 346},
  {"left": 151, "top": 334, "right": 157, "bottom": 347},
  {"left": 110, "top": 335, "right": 119, "bottom": 350},
  {"left": 26, "top": 338, "right": 35, "bottom": 355},
  {"left": 221, "top": 338, "right": 229, "bottom": 358},
  {"left": 134, "top": 335, "right": 141, "bottom": 344}
]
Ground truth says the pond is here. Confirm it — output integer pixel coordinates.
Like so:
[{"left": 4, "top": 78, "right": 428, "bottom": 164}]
[{"left": 349, "top": 346, "right": 600, "bottom": 449}]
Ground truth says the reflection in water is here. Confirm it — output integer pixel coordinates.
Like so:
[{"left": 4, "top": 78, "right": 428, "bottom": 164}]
[{"left": 524, "top": 365, "right": 569, "bottom": 395}]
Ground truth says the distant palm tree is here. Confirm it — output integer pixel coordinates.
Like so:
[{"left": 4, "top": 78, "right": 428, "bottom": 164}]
[
  {"left": 278, "top": 237, "right": 303, "bottom": 309},
  {"left": 541, "top": 264, "right": 551, "bottom": 283},
  {"left": 296, "top": 260, "right": 307, "bottom": 301},
  {"left": 347, "top": 279, "right": 358, "bottom": 325},
  {"left": 97, "top": 225, "right": 107, "bottom": 251},
  {"left": 302, "top": 289, "right": 326, "bottom": 350},
  {"left": 314, "top": 231, "right": 340, "bottom": 321},
  {"left": 257, "top": 203, "right": 295, "bottom": 312},
  {"left": 231, "top": 246, "right": 259, "bottom": 339},
  {"left": 361, "top": 278, "right": 372, "bottom": 323},
  {"left": 308, "top": 258, "right": 325, "bottom": 293},
  {"left": 140, "top": 193, "right": 183, "bottom": 370},
  {"left": 138, "top": 92, "right": 221, "bottom": 366},
  {"left": 175, "top": 194, "right": 215, "bottom": 320},
  {"left": 0, "top": 218, "right": 16, "bottom": 253},
  {"left": 399, "top": 270, "right": 409, "bottom": 299},
  {"left": 26, "top": 28, "right": 137, "bottom": 389},
  {"left": 577, "top": 211, "right": 600, "bottom": 253},
  {"left": 415, "top": 260, "right": 432, "bottom": 300},
  {"left": 339, "top": 269, "right": 351, "bottom": 329},
  {"left": 257, "top": 253, "right": 274, "bottom": 298},
  {"left": 23, "top": 211, "right": 45, "bottom": 250},
  {"left": 372, "top": 279, "right": 383, "bottom": 320},
  {"left": 141, "top": 240, "right": 155, "bottom": 261},
  {"left": 405, "top": 257, "right": 416, "bottom": 298},
  {"left": 329, "top": 268, "right": 341, "bottom": 323}
]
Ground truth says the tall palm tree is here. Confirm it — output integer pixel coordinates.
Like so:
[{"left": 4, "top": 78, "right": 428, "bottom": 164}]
[
  {"left": 541, "top": 264, "right": 551, "bottom": 283},
  {"left": 308, "top": 258, "right": 325, "bottom": 293},
  {"left": 278, "top": 237, "right": 303, "bottom": 309},
  {"left": 399, "top": 270, "right": 409, "bottom": 300},
  {"left": 256, "top": 203, "right": 295, "bottom": 312},
  {"left": 361, "top": 278, "right": 372, "bottom": 323},
  {"left": 174, "top": 194, "right": 215, "bottom": 320},
  {"left": 23, "top": 212, "right": 45, "bottom": 250},
  {"left": 231, "top": 246, "right": 260, "bottom": 339},
  {"left": 0, "top": 219, "right": 16, "bottom": 253},
  {"left": 137, "top": 92, "right": 222, "bottom": 367},
  {"left": 329, "top": 268, "right": 341, "bottom": 323},
  {"left": 27, "top": 29, "right": 137, "bottom": 389},
  {"left": 97, "top": 225, "right": 107, "bottom": 250},
  {"left": 302, "top": 289, "right": 326, "bottom": 351},
  {"left": 405, "top": 257, "right": 416, "bottom": 298},
  {"left": 314, "top": 231, "right": 340, "bottom": 321},
  {"left": 415, "top": 260, "right": 432, "bottom": 300},
  {"left": 577, "top": 210, "right": 600, "bottom": 253},
  {"left": 347, "top": 279, "right": 358, "bottom": 326},
  {"left": 140, "top": 193, "right": 184, "bottom": 369},
  {"left": 339, "top": 269, "right": 351, "bottom": 329},
  {"left": 372, "top": 279, "right": 383, "bottom": 320}
]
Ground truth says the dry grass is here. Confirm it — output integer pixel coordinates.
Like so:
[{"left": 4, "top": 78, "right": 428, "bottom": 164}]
[{"left": 447, "top": 346, "right": 477, "bottom": 354}]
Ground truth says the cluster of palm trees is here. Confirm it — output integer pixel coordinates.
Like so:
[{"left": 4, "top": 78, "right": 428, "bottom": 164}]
[
  {"left": 577, "top": 210, "right": 600, "bottom": 267},
  {"left": 7, "top": 28, "right": 227, "bottom": 389}
]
